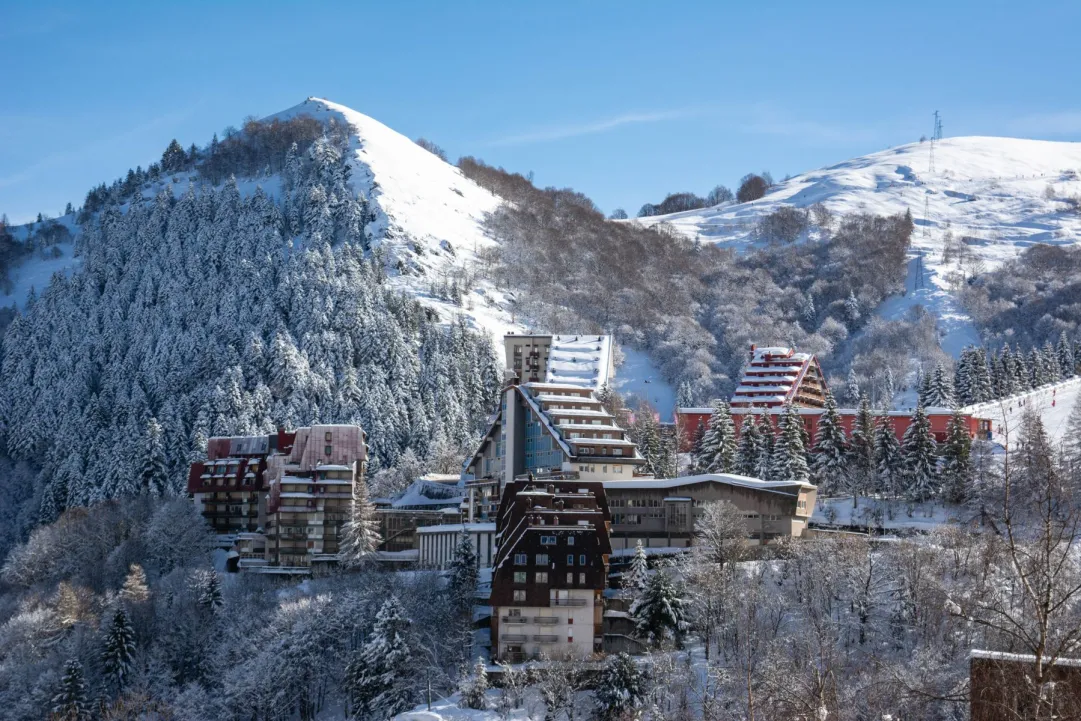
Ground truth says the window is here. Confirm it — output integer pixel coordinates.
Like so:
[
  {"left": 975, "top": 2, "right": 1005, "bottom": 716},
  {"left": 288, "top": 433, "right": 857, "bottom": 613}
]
[
  {"left": 535, "top": 554, "right": 548, "bottom": 565},
  {"left": 514, "top": 553, "right": 527, "bottom": 565},
  {"left": 602, "top": 465, "right": 607, "bottom": 474},
  {"left": 541, "top": 535, "right": 556, "bottom": 545},
  {"left": 513, "top": 590, "right": 526, "bottom": 602},
  {"left": 508, "top": 608, "right": 522, "bottom": 617},
  {"left": 566, "top": 572, "right": 574, "bottom": 584},
  {"left": 579, "top": 554, "right": 586, "bottom": 566},
  {"left": 613, "top": 464, "right": 622, "bottom": 473},
  {"left": 325, "top": 431, "right": 332, "bottom": 442},
  {"left": 535, "top": 572, "right": 548, "bottom": 584},
  {"left": 579, "top": 573, "right": 586, "bottom": 585},
  {"left": 567, "top": 617, "right": 573, "bottom": 624},
  {"left": 567, "top": 554, "right": 575, "bottom": 565},
  {"left": 567, "top": 536, "right": 575, "bottom": 546},
  {"left": 324, "top": 445, "right": 332, "bottom": 456},
  {"left": 514, "top": 571, "right": 527, "bottom": 584}
]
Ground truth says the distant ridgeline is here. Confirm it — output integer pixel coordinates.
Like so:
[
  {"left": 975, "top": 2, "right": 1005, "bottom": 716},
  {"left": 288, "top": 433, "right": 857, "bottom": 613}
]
[{"left": 0, "top": 123, "right": 500, "bottom": 538}]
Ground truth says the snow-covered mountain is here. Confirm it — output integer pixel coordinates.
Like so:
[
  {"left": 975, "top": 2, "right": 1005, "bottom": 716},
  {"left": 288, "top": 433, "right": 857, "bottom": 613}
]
[{"left": 635, "top": 136, "right": 1081, "bottom": 356}]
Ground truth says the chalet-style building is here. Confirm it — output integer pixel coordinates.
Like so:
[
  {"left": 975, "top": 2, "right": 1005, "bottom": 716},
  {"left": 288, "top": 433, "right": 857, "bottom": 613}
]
[
  {"left": 504, "top": 333, "right": 614, "bottom": 390},
  {"left": 731, "top": 345, "right": 827, "bottom": 409},
  {"left": 603, "top": 474, "right": 817, "bottom": 551},
  {"left": 490, "top": 478, "right": 612, "bottom": 662},
  {"left": 263, "top": 425, "right": 367, "bottom": 571},
  {"left": 463, "top": 381, "right": 649, "bottom": 488}
]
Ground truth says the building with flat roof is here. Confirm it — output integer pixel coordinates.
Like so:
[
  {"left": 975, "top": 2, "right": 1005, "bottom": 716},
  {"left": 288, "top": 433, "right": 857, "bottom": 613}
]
[
  {"left": 602, "top": 473, "right": 817, "bottom": 552},
  {"left": 503, "top": 333, "right": 614, "bottom": 390},
  {"left": 417, "top": 522, "right": 497, "bottom": 569}
]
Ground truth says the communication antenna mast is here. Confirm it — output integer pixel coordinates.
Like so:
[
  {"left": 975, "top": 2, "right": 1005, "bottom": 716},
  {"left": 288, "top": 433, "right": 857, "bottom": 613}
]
[{"left": 928, "top": 110, "right": 943, "bottom": 174}]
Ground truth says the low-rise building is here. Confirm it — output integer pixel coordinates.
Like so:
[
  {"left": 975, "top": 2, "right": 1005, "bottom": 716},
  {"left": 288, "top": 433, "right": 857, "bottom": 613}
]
[
  {"left": 417, "top": 522, "right": 497, "bottom": 569},
  {"left": 603, "top": 473, "right": 817, "bottom": 552},
  {"left": 375, "top": 479, "right": 466, "bottom": 553},
  {"left": 490, "top": 478, "right": 612, "bottom": 663}
]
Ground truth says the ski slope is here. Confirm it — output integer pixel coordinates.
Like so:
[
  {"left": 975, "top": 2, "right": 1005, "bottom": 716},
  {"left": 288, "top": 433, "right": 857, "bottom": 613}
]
[
  {"left": 635, "top": 136, "right": 1081, "bottom": 358},
  {"left": 962, "top": 376, "right": 1081, "bottom": 448}
]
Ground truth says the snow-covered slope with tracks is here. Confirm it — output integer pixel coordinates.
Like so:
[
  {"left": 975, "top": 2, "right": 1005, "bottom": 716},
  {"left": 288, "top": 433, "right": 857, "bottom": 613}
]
[{"left": 635, "top": 137, "right": 1081, "bottom": 357}]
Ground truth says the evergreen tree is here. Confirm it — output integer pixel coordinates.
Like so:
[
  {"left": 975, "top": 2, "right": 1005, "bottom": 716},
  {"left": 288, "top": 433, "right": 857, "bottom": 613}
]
[
  {"left": 1058, "top": 331, "right": 1076, "bottom": 378},
  {"left": 458, "top": 657, "right": 488, "bottom": 710},
  {"left": 346, "top": 596, "right": 416, "bottom": 719},
  {"left": 844, "top": 290, "right": 861, "bottom": 327},
  {"left": 1030, "top": 347, "right": 1046, "bottom": 387},
  {"left": 446, "top": 534, "right": 479, "bottom": 620},
  {"left": 883, "top": 367, "right": 896, "bottom": 409},
  {"left": 340, "top": 476, "right": 382, "bottom": 568},
  {"left": 695, "top": 401, "right": 736, "bottom": 474},
  {"left": 624, "top": 540, "right": 649, "bottom": 598},
  {"left": 755, "top": 413, "right": 775, "bottom": 481},
  {"left": 770, "top": 404, "right": 809, "bottom": 482},
  {"left": 941, "top": 410, "right": 973, "bottom": 504},
  {"left": 139, "top": 417, "right": 168, "bottom": 496},
  {"left": 51, "top": 659, "right": 90, "bottom": 721},
  {"left": 102, "top": 608, "right": 136, "bottom": 692},
  {"left": 675, "top": 381, "right": 694, "bottom": 409},
  {"left": 901, "top": 405, "right": 939, "bottom": 501},
  {"left": 735, "top": 415, "right": 762, "bottom": 477},
  {"left": 810, "top": 391, "right": 847, "bottom": 495},
  {"left": 971, "top": 347, "right": 993, "bottom": 403},
  {"left": 632, "top": 406, "right": 665, "bottom": 477},
  {"left": 630, "top": 571, "right": 687, "bottom": 647},
  {"left": 847, "top": 396, "right": 876, "bottom": 499},
  {"left": 845, "top": 367, "right": 861, "bottom": 405},
  {"left": 954, "top": 348, "right": 974, "bottom": 406},
  {"left": 194, "top": 569, "right": 223, "bottom": 612},
  {"left": 925, "top": 362, "right": 955, "bottom": 408},
  {"left": 1043, "top": 341, "right": 1061, "bottom": 383},
  {"left": 875, "top": 416, "right": 903, "bottom": 497},
  {"left": 161, "top": 139, "right": 186, "bottom": 173},
  {"left": 1063, "top": 397, "right": 1081, "bottom": 476},
  {"left": 595, "top": 652, "right": 647, "bottom": 720},
  {"left": 917, "top": 367, "right": 932, "bottom": 406},
  {"left": 801, "top": 293, "right": 817, "bottom": 329}
]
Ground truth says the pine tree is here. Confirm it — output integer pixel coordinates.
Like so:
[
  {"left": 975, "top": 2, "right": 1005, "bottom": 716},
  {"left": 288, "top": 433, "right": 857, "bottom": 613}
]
[
  {"left": 810, "top": 391, "right": 847, "bottom": 495},
  {"left": 971, "top": 347, "right": 993, "bottom": 403},
  {"left": 161, "top": 139, "right": 186, "bottom": 173},
  {"left": 844, "top": 290, "right": 861, "bottom": 327},
  {"left": 695, "top": 401, "right": 736, "bottom": 474},
  {"left": 847, "top": 396, "right": 876, "bottom": 499},
  {"left": 1043, "top": 341, "right": 1061, "bottom": 383},
  {"left": 917, "top": 367, "right": 932, "bottom": 406},
  {"left": 595, "top": 652, "right": 647, "bottom": 720},
  {"left": 120, "top": 563, "right": 150, "bottom": 604},
  {"left": 51, "top": 659, "right": 90, "bottom": 721},
  {"left": 954, "top": 348, "right": 974, "bottom": 406},
  {"left": 675, "top": 381, "right": 694, "bottom": 409},
  {"left": 845, "top": 368, "right": 861, "bottom": 405},
  {"left": 901, "top": 405, "right": 939, "bottom": 501},
  {"left": 194, "top": 569, "right": 223, "bottom": 612},
  {"left": 630, "top": 571, "right": 687, "bottom": 647},
  {"left": 940, "top": 410, "right": 973, "bottom": 504},
  {"left": 770, "top": 404, "right": 809, "bottom": 482},
  {"left": 1058, "top": 331, "right": 1076, "bottom": 378},
  {"left": 883, "top": 367, "right": 896, "bottom": 409},
  {"left": 875, "top": 416, "right": 903, "bottom": 497},
  {"left": 447, "top": 534, "right": 479, "bottom": 620},
  {"left": 340, "top": 475, "right": 382, "bottom": 568},
  {"left": 139, "top": 417, "right": 168, "bottom": 496},
  {"left": 755, "top": 413, "right": 775, "bottom": 480},
  {"left": 102, "top": 608, "right": 136, "bottom": 692},
  {"left": 735, "top": 415, "right": 762, "bottom": 477},
  {"left": 801, "top": 293, "right": 817, "bottom": 329},
  {"left": 458, "top": 657, "right": 488, "bottom": 710},
  {"left": 1030, "top": 347, "right": 1046, "bottom": 387},
  {"left": 346, "top": 596, "right": 416, "bottom": 718},
  {"left": 926, "top": 363, "right": 955, "bottom": 408},
  {"left": 624, "top": 540, "right": 649, "bottom": 598}
]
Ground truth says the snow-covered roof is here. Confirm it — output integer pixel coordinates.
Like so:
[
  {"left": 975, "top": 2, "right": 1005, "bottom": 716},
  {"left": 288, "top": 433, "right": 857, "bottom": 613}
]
[
  {"left": 386, "top": 479, "right": 466, "bottom": 508},
  {"left": 545, "top": 335, "right": 613, "bottom": 390},
  {"left": 416, "top": 522, "right": 496, "bottom": 534},
  {"left": 603, "top": 473, "right": 815, "bottom": 494}
]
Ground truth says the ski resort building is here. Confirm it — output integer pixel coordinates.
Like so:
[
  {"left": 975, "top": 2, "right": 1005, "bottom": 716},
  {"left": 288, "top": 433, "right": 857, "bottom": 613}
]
[
  {"left": 373, "top": 478, "right": 466, "bottom": 553},
  {"left": 490, "top": 478, "right": 612, "bottom": 663},
  {"left": 416, "top": 522, "right": 497, "bottom": 569},
  {"left": 463, "top": 380, "right": 649, "bottom": 488},
  {"left": 263, "top": 425, "right": 368, "bottom": 571},
  {"left": 602, "top": 474, "right": 817, "bottom": 551},
  {"left": 503, "top": 333, "right": 614, "bottom": 390},
  {"left": 676, "top": 406, "right": 990, "bottom": 452},
  {"left": 730, "top": 345, "right": 827, "bottom": 409}
]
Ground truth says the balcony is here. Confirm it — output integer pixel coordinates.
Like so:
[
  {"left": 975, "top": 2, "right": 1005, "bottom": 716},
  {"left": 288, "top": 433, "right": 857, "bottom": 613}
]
[
  {"left": 501, "top": 634, "right": 528, "bottom": 643},
  {"left": 533, "top": 634, "right": 559, "bottom": 643},
  {"left": 533, "top": 616, "right": 560, "bottom": 625},
  {"left": 551, "top": 598, "right": 588, "bottom": 607},
  {"left": 501, "top": 616, "right": 528, "bottom": 624}
]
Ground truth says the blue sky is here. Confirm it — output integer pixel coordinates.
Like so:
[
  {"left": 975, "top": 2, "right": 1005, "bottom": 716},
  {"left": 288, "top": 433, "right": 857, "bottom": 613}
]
[{"left": 2, "top": 1, "right": 1081, "bottom": 224}]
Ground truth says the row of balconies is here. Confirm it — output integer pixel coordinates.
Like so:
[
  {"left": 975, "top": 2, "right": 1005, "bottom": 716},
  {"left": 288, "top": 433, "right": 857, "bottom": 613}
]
[
  {"left": 501, "top": 615, "right": 562, "bottom": 625},
  {"left": 500, "top": 634, "right": 560, "bottom": 644}
]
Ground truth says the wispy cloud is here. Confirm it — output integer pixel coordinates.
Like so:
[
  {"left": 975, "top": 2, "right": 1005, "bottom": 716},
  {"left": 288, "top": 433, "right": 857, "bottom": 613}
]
[
  {"left": 488, "top": 108, "right": 698, "bottom": 147},
  {"left": 1007, "top": 110, "right": 1081, "bottom": 136}
]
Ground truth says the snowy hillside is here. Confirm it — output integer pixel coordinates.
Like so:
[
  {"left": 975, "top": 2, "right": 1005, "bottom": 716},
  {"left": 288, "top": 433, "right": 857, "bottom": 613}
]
[{"left": 636, "top": 137, "right": 1081, "bottom": 357}]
